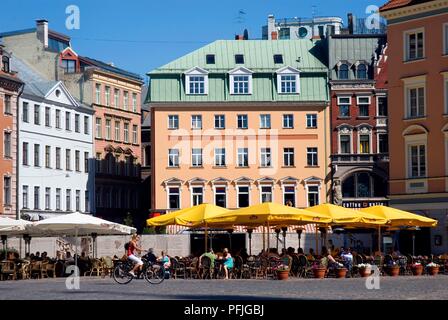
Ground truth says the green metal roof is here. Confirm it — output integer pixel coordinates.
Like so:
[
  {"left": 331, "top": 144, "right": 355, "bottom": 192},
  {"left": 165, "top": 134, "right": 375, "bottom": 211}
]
[{"left": 148, "top": 40, "right": 328, "bottom": 74}]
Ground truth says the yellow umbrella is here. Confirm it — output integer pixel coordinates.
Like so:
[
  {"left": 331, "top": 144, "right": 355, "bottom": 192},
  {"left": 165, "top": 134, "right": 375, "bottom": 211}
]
[
  {"left": 146, "top": 207, "right": 191, "bottom": 227},
  {"left": 306, "top": 203, "right": 387, "bottom": 225},
  {"left": 360, "top": 205, "right": 437, "bottom": 227},
  {"left": 173, "top": 204, "right": 230, "bottom": 227}
]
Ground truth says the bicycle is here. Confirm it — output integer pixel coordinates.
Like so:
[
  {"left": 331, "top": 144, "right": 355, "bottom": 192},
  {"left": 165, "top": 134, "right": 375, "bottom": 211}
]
[{"left": 113, "top": 255, "right": 165, "bottom": 285}]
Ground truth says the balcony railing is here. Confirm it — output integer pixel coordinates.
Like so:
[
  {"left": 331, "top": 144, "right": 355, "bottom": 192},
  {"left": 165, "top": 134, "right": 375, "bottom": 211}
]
[
  {"left": 376, "top": 117, "right": 388, "bottom": 127},
  {"left": 331, "top": 153, "right": 389, "bottom": 164}
]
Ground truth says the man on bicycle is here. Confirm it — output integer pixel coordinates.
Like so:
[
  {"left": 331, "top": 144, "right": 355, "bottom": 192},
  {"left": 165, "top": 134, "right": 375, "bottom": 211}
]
[{"left": 127, "top": 234, "right": 145, "bottom": 277}]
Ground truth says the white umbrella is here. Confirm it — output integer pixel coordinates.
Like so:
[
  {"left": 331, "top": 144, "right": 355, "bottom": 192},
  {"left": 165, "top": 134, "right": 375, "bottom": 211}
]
[
  {"left": 0, "top": 217, "right": 33, "bottom": 260},
  {"left": 26, "top": 212, "right": 136, "bottom": 271}
]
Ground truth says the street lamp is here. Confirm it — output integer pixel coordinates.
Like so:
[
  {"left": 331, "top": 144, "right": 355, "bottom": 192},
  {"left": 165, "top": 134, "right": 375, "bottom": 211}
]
[
  {"left": 296, "top": 228, "right": 303, "bottom": 249},
  {"left": 91, "top": 232, "right": 98, "bottom": 258},
  {"left": 275, "top": 228, "right": 281, "bottom": 251},
  {"left": 227, "top": 229, "right": 234, "bottom": 252},
  {"left": 281, "top": 227, "right": 288, "bottom": 250},
  {"left": 247, "top": 228, "right": 253, "bottom": 256}
]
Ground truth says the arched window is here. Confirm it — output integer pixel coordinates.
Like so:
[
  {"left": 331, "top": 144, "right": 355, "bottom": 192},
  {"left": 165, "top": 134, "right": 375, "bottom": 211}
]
[
  {"left": 338, "top": 64, "right": 349, "bottom": 80},
  {"left": 357, "top": 64, "right": 367, "bottom": 79}
]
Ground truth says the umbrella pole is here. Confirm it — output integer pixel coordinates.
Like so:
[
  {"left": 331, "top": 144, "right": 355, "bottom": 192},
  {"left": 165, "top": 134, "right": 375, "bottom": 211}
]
[
  {"left": 315, "top": 225, "right": 318, "bottom": 256},
  {"left": 412, "top": 232, "right": 415, "bottom": 257},
  {"left": 267, "top": 222, "right": 270, "bottom": 253},
  {"left": 204, "top": 224, "right": 208, "bottom": 253},
  {"left": 262, "top": 225, "right": 265, "bottom": 252},
  {"left": 75, "top": 228, "right": 78, "bottom": 275}
]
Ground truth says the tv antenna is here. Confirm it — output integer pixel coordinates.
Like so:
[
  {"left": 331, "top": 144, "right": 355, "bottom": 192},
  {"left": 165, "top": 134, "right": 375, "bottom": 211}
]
[
  {"left": 235, "top": 9, "right": 247, "bottom": 24},
  {"left": 312, "top": 5, "right": 318, "bottom": 18}
]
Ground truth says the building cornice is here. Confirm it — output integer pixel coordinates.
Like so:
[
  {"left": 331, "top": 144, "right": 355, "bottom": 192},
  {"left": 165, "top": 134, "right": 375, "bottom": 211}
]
[
  {"left": 149, "top": 101, "right": 328, "bottom": 108},
  {"left": 381, "top": 0, "right": 448, "bottom": 23}
]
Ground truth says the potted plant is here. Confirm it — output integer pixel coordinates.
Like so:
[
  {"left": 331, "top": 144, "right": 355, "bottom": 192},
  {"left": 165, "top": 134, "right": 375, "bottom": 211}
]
[
  {"left": 335, "top": 263, "right": 347, "bottom": 278},
  {"left": 276, "top": 264, "right": 289, "bottom": 280},
  {"left": 411, "top": 263, "right": 423, "bottom": 276},
  {"left": 426, "top": 262, "right": 440, "bottom": 276},
  {"left": 312, "top": 263, "right": 327, "bottom": 279},
  {"left": 385, "top": 262, "right": 400, "bottom": 277},
  {"left": 357, "top": 263, "right": 372, "bottom": 277}
]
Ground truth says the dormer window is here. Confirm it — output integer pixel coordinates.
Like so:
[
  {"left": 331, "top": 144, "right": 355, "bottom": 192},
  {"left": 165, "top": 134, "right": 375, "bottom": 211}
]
[
  {"left": 356, "top": 64, "right": 368, "bottom": 79},
  {"left": 229, "top": 67, "right": 253, "bottom": 95},
  {"left": 276, "top": 66, "right": 300, "bottom": 94},
  {"left": 62, "top": 59, "right": 76, "bottom": 73},
  {"left": 206, "top": 54, "right": 215, "bottom": 64},
  {"left": 235, "top": 54, "right": 244, "bottom": 64},
  {"left": 2, "top": 56, "right": 10, "bottom": 73},
  {"left": 274, "top": 54, "right": 283, "bottom": 64},
  {"left": 338, "top": 63, "right": 349, "bottom": 80},
  {"left": 184, "top": 67, "right": 209, "bottom": 95}
]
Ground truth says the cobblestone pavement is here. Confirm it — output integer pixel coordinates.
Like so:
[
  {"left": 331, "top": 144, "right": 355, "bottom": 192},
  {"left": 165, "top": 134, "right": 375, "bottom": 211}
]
[{"left": 0, "top": 276, "right": 447, "bottom": 300}]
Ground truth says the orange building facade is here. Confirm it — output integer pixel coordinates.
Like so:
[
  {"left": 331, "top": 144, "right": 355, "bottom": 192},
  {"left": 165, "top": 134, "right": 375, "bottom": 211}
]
[{"left": 380, "top": 0, "right": 448, "bottom": 254}]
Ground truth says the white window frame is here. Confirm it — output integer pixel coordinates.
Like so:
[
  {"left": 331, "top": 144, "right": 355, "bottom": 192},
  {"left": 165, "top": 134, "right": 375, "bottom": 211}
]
[
  {"left": 132, "top": 125, "right": 138, "bottom": 144},
  {"left": 105, "top": 119, "right": 111, "bottom": 140},
  {"left": 185, "top": 67, "right": 209, "bottom": 95},
  {"left": 132, "top": 93, "right": 137, "bottom": 113},
  {"left": 105, "top": 86, "right": 110, "bottom": 106},
  {"left": 403, "top": 75, "right": 426, "bottom": 119},
  {"left": 191, "top": 186, "right": 204, "bottom": 206},
  {"left": 307, "top": 147, "right": 318, "bottom": 166},
  {"left": 404, "top": 28, "right": 425, "bottom": 61},
  {"left": 229, "top": 67, "right": 253, "bottom": 95},
  {"left": 357, "top": 127, "right": 372, "bottom": 154},
  {"left": 114, "top": 88, "right": 120, "bottom": 107},
  {"left": 377, "top": 132, "right": 389, "bottom": 154},
  {"left": 404, "top": 132, "right": 427, "bottom": 182},
  {"left": 95, "top": 118, "right": 102, "bottom": 139},
  {"left": 214, "top": 148, "right": 226, "bottom": 167},
  {"left": 407, "top": 142, "right": 427, "bottom": 179},
  {"left": 305, "top": 184, "right": 321, "bottom": 207},
  {"left": 167, "top": 186, "right": 181, "bottom": 210},
  {"left": 283, "top": 148, "right": 295, "bottom": 167},
  {"left": 114, "top": 121, "right": 120, "bottom": 141},
  {"left": 191, "top": 115, "right": 202, "bottom": 130},
  {"left": 276, "top": 66, "right": 300, "bottom": 94},
  {"left": 282, "top": 184, "right": 297, "bottom": 207},
  {"left": 306, "top": 114, "right": 317, "bottom": 128},
  {"left": 191, "top": 148, "right": 203, "bottom": 167},
  {"left": 337, "top": 96, "right": 352, "bottom": 105},
  {"left": 338, "top": 129, "right": 353, "bottom": 154},
  {"left": 237, "top": 148, "right": 248, "bottom": 167},
  {"left": 237, "top": 114, "right": 248, "bottom": 129},
  {"left": 123, "top": 91, "right": 129, "bottom": 110},
  {"left": 214, "top": 114, "right": 225, "bottom": 129},
  {"left": 444, "top": 23, "right": 448, "bottom": 56},
  {"left": 213, "top": 185, "right": 227, "bottom": 208},
  {"left": 236, "top": 185, "right": 251, "bottom": 208},
  {"left": 95, "top": 83, "right": 101, "bottom": 104},
  {"left": 443, "top": 73, "right": 448, "bottom": 114},
  {"left": 123, "top": 123, "right": 129, "bottom": 143},
  {"left": 376, "top": 94, "right": 388, "bottom": 117},
  {"left": 260, "top": 114, "right": 271, "bottom": 129},
  {"left": 168, "top": 115, "right": 179, "bottom": 129},
  {"left": 260, "top": 148, "right": 271, "bottom": 167},
  {"left": 283, "top": 114, "right": 294, "bottom": 129},
  {"left": 260, "top": 185, "right": 273, "bottom": 203}
]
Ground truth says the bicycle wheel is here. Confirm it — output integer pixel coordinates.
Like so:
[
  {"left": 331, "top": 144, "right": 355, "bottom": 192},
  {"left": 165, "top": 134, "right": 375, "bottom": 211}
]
[
  {"left": 144, "top": 264, "right": 165, "bottom": 284},
  {"left": 113, "top": 263, "right": 134, "bottom": 284}
]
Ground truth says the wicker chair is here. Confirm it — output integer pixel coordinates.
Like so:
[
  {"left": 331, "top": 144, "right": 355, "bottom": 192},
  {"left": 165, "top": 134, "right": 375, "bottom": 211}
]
[
  {"left": 86, "top": 258, "right": 103, "bottom": 276},
  {"left": 170, "top": 257, "right": 186, "bottom": 279},
  {"left": 30, "top": 261, "right": 43, "bottom": 279},
  {"left": 17, "top": 260, "right": 31, "bottom": 280},
  {"left": 185, "top": 257, "right": 199, "bottom": 279},
  {"left": 0, "top": 261, "right": 17, "bottom": 280},
  {"left": 101, "top": 256, "right": 114, "bottom": 278},
  {"left": 198, "top": 256, "right": 213, "bottom": 279}
]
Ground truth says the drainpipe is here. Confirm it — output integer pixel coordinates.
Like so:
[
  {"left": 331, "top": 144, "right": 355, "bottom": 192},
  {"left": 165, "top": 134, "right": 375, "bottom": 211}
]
[
  {"left": 16, "top": 82, "right": 25, "bottom": 220},
  {"left": 324, "top": 101, "right": 329, "bottom": 201}
]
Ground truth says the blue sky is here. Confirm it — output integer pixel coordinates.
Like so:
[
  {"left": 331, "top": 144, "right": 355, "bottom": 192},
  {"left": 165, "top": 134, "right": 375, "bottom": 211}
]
[{"left": 0, "top": 0, "right": 385, "bottom": 81}]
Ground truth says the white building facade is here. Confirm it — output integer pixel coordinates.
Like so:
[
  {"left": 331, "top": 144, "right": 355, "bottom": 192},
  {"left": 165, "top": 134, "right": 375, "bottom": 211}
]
[{"left": 18, "top": 81, "right": 95, "bottom": 220}]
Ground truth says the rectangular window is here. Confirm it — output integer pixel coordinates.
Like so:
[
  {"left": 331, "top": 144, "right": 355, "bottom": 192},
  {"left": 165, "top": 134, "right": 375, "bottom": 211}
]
[
  {"left": 66, "top": 149, "right": 71, "bottom": 171},
  {"left": 280, "top": 75, "right": 297, "bottom": 93},
  {"left": 214, "top": 148, "right": 226, "bottom": 167},
  {"left": 306, "top": 114, "right": 317, "bottom": 128},
  {"left": 56, "top": 110, "right": 61, "bottom": 129},
  {"left": 76, "top": 190, "right": 80, "bottom": 212},
  {"left": 56, "top": 147, "right": 61, "bottom": 169},
  {"left": 4, "top": 132, "right": 11, "bottom": 158},
  {"left": 279, "top": 28, "right": 290, "bottom": 39},
  {"left": 192, "top": 148, "right": 203, "bottom": 167},
  {"left": 84, "top": 116, "right": 89, "bottom": 134},
  {"left": 75, "top": 150, "right": 80, "bottom": 171},
  {"left": 62, "top": 59, "right": 75, "bottom": 73},
  {"left": 214, "top": 115, "right": 225, "bottom": 129},
  {"left": 132, "top": 93, "right": 137, "bottom": 112},
  {"left": 215, "top": 187, "right": 226, "bottom": 208},
  {"left": 114, "top": 121, "right": 120, "bottom": 141},
  {"left": 124, "top": 123, "right": 129, "bottom": 143},
  {"left": 34, "top": 186, "right": 40, "bottom": 209},
  {"left": 132, "top": 125, "right": 138, "bottom": 144},
  {"left": 22, "top": 142, "right": 29, "bottom": 165},
  {"left": 95, "top": 84, "right": 101, "bottom": 104},
  {"left": 123, "top": 91, "right": 129, "bottom": 110},
  {"left": 235, "top": 54, "right": 244, "bottom": 64},
  {"left": 232, "top": 75, "right": 250, "bottom": 94},
  {"left": 114, "top": 89, "right": 120, "bottom": 107},
  {"left": 445, "top": 24, "right": 448, "bottom": 55},
  {"left": 378, "top": 133, "right": 389, "bottom": 153},
  {"left": 237, "top": 148, "right": 248, "bottom": 167},
  {"left": 56, "top": 188, "right": 61, "bottom": 210},
  {"left": 283, "top": 114, "right": 294, "bottom": 129},
  {"left": 65, "top": 112, "right": 71, "bottom": 130},
  {"left": 261, "top": 148, "right": 271, "bottom": 167},
  {"left": 261, "top": 186, "right": 272, "bottom": 203},
  {"left": 96, "top": 153, "right": 101, "bottom": 173},
  {"left": 307, "top": 147, "right": 318, "bottom": 166},
  {"left": 206, "top": 54, "right": 215, "bottom": 64},
  {"left": 283, "top": 186, "right": 295, "bottom": 207},
  {"left": 359, "top": 135, "right": 370, "bottom": 154},
  {"left": 66, "top": 189, "right": 71, "bottom": 211},
  {"left": 168, "top": 187, "right": 180, "bottom": 209},
  {"left": 188, "top": 76, "right": 205, "bottom": 94},
  {"left": 105, "top": 86, "right": 110, "bottom": 106},
  {"left": 4, "top": 95, "right": 11, "bottom": 114},
  {"left": 85, "top": 190, "right": 89, "bottom": 212},
  {"left": 75, "top": 114, "right": 80, "bottom": 132},
  {"left": 274, "top": 54, "right": 283, "bottom": 64},
  {"left": 260, "top": 114, "right": 271, "bottom": 129},
  {"left": 84, "top": 152, "right": 89, "bottom": 173},
  {"left": 45, "top": 107, "right": 51, "bottom": 127},
  {"left": 237, "top": 114, "right": 248, "bottom": 129},
  {"left": 406, "top": 30, "right": 424, "bottom": 61},
  {"left": 409, "top": 144, "right": 426, "bottom": 178},
  {"left": 168, "top": 115, "right": 179, "bottom": 129},
  {"left": 237, "top": 186, "right": 249, "bottom": 208},
  {"left": 34, "top": 105, "right": 40, "bottom": 125},
  {"left": 378, "top": 96, "right": 388, "bottom": 116},
  {"left": 45, "top": 145, "right": 51, "bottom": 168},
  {"left": 191, "top": 115, "right": 202, "bottom": 129},
  {"left": 168, "top": 149, "right": 179, "bottom": 167},
  {"left": 445, "top": 79, "right": 448, "bottom": 114},
  {"left": 408, "top": 87, "right": 425, "bottom": 118},
  {"left": 340, "top": 135, "right": 351, "bottom": 154},
  {"left": 337, "top": 97, "right": 351, "bottom": 117},
  {"left": 3, "top": 177, "right": 11, "bottom": 206},
  {"left": 308, "top": 186, "right": 319, "bottom": 207},
  {"left": 283, "top": 148, "right": 294, "bottom": 167},
  {"left": 357, "top": 97, "right": 370, "bottom": 117},
  {"left": 105, "top": 119, "right": 111, "bottom": 140},
  {"left": 95, "top": 118, "right": 102, "bottom": 138},
  {"left": 23, "top": 102, "right": 29, "bottom": 123},
  {"left": 192, "top": 187, "right": 203, "bottom": 206},
  {"left": 45, "top": 187, "right": 51, "bottom": 210},
  {"left": 34, "top": 144, "right": 40, "bottom": 167},
  {"left": 22, "top": 185, "right": 29, "bottom": 209}
]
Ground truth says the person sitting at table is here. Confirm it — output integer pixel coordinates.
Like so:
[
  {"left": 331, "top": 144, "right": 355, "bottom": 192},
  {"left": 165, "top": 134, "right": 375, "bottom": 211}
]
[
  {"left": 297, "top": 247, "right": 304, "bottom": 255},
  {"left": 392, "top": 247, "right": 401, "bottom": 258},
  {"left": 323, "top": 248, "right": 339, "bottom": 270},
  {"left": 144, "top": 248, "right": 157, "bottom": 264},
  {"left": 222, "top": 248, "right": 233, "bottom": 280},
  {"left": 280, "top": 248, "right": 288, "bottom": 257},
  {"left": 341, "top": 248, "right": 353, "bottom": 270},
  {"left": 158, "top": 251, "right": 171, "bottom": 269},
  {"left": 33, "top": 251, "right": 42, "bottom": 261},
  {"left": 199, "top": 248, "right": 216, "bottom": 270},
  {"left": 307, "top": 248, "right": 315, "bottom": 261}
]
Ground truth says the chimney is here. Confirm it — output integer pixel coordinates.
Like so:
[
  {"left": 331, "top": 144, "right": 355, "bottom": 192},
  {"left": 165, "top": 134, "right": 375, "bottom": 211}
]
[
  {"left": 347, "top": 13, "right": 354, "bottom": 35},
  {"left": 268, "top": 14, "right": 276, "bottom": 40},
  {"left": 36, "top": 19, "right": 49, "bottom": 48},
  {"left": 271, "top": 31, "right": 278, "bottom": 40}
]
